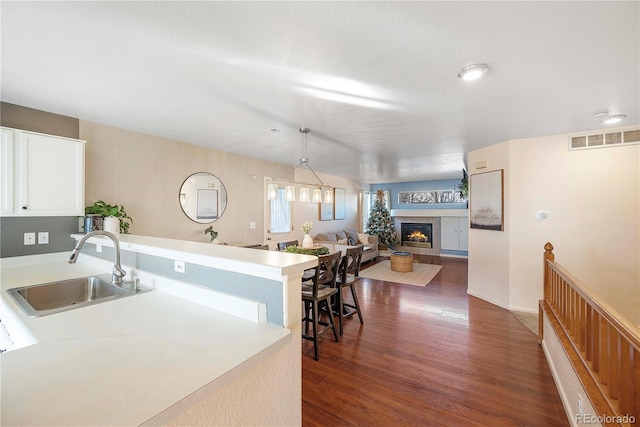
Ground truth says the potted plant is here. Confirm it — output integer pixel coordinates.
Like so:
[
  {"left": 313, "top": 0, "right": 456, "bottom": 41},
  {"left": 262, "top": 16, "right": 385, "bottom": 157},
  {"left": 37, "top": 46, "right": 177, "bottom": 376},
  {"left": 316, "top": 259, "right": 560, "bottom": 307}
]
[
  {"left": 204, "top": 226, "right": 220, "bottom": 244},
  {"left": 301, "top": 221, "right": 313, "bottom": 248},
  {"left": 84, "top": 200, "right": 133, "bottom": 234},
  {"left": 457, "top": 169, "right": 468, "bottom": 200}
]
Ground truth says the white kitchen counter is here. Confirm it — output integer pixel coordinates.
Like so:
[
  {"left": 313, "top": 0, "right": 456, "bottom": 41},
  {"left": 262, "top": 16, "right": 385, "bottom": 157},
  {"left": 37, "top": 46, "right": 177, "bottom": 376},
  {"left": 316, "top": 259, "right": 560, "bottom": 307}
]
[{"left": 0, "top": 244, "right": 306, "bottom": 426}]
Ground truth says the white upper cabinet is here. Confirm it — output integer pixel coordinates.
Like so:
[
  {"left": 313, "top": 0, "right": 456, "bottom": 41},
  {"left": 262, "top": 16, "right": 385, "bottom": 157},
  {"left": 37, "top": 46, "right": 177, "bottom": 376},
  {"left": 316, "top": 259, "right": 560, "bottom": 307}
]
[
  {"left": 1, "top": 127, "right": 85, "bottom": 216},
  {"left": 1, "top": 128, "right": 15, "bottom": 215}
]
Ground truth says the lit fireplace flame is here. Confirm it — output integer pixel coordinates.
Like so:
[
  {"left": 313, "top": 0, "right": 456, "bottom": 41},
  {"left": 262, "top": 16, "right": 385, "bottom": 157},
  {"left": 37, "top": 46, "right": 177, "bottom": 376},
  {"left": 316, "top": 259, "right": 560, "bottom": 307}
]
[{"left": 408, "top": 231, "right": 427, "bottom": 240}]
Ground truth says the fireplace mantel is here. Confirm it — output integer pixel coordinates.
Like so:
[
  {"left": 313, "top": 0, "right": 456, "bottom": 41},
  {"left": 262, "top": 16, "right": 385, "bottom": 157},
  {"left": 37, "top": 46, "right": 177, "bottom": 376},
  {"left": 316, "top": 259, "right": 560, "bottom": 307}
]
[{"left": 390, "top": 209, "right": 468, "bottom": 218}]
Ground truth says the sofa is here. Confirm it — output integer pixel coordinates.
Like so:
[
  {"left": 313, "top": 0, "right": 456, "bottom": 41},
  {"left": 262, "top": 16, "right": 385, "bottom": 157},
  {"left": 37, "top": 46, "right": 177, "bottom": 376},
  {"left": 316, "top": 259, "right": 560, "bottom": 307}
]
[{"left": 313, "top": 229, "right": 379, "bottom": 263}]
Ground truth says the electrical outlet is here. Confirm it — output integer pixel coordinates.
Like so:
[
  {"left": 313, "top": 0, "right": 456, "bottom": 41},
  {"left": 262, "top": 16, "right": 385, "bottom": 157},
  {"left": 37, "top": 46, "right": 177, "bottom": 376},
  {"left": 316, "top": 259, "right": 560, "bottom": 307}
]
[
  {"left": 37, "top": 232, "right": 49, "bottom": 244},
  {"left": 249, "top": 222, "right": 256, "bottom": 229},
  {"left": 174, "top": 260, "right": 186, "bottom": 273},
  {"left": 24, "top": 232, "right": 36, "bottom": 245}
]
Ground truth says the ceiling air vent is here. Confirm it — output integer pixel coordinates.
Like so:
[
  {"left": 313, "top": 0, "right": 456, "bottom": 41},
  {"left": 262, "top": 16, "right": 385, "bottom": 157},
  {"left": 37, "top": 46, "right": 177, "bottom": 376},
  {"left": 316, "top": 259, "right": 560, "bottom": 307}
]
[{"left": 569, "top": 127, "right": 640, "bottom": 151}]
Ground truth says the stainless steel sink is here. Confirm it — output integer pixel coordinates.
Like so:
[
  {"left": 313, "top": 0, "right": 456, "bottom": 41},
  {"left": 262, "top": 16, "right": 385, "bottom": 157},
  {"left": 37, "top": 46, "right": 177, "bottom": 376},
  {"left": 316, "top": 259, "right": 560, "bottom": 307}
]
[{"left": 7, "top": 274, "right": 150, "bottom": 318}]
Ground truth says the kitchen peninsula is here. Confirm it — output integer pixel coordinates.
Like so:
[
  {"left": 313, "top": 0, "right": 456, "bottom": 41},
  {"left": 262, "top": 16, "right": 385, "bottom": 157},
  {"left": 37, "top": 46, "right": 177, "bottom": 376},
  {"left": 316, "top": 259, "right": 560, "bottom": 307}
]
[{"left": 1, "top": 234, "right": 316, "bottom": 426}]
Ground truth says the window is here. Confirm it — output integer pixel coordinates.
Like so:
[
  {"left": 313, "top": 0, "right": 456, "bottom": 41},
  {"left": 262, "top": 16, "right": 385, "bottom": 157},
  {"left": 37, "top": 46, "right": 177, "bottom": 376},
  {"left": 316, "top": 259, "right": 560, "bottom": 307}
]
[
  {"left": 359, "top": 190, "right": 372, "bottom": 232},
  {"left": 270, "top": 188, "right": 291, "bottom": 234}
]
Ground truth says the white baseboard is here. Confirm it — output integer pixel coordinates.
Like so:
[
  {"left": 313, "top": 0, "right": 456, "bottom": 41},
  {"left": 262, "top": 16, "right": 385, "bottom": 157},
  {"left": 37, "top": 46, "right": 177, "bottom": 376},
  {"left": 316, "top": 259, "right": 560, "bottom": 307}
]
[
  {"left": 466, "top": 289, "right": 509, "bottom": 310},
  {"left": 466, "top": 290, "right": 539, "bottom": 313},
  {"left": 439, "top": 253, "right": 468, "bottom": 259}
]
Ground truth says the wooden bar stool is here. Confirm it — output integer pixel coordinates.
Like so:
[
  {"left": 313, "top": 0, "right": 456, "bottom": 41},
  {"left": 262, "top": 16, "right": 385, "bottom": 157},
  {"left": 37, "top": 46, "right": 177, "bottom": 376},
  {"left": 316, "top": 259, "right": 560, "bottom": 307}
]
[
  {"left": 277, "top": 240, "right": 298, "bottom": 250},
  {"left": 336, "top": 245, "right": 365, "bottom": 335},
  {"left": 301, "top": 251, "right": 341, "bottom": 360}
]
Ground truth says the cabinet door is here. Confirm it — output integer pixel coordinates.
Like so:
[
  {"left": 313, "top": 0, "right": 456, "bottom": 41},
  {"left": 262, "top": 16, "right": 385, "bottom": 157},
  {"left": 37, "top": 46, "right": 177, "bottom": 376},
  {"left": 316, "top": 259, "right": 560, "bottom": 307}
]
[
  {"left": 441, "top": 216, "right": 460, "bottom": 250},
  {"left": 1, "top": 128, "right": 14, "bottom": 215},
  {"left": 459, "top": 217, "right": 468, "bottom": 250},
  {"left": 441, "top": 217, "right": 469, "bottom": 251},
  {"left": 16, "top": 131, "right": 84, "bottom": 216}
]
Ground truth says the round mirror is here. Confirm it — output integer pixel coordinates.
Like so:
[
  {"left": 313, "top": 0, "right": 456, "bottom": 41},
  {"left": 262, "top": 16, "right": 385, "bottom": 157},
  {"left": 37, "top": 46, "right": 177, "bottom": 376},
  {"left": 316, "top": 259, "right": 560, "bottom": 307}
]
[{"left": 179, "top": 172, "right": 228, "bottom": 223}]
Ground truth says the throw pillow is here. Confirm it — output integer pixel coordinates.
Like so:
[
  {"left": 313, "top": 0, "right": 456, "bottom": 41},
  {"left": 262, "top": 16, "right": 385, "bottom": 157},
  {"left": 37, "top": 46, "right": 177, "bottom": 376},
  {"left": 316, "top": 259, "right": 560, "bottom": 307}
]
[
  {"left": 358, "top": 233, "right": 369, "bottom": 244},
  {"left": 316, "top": 232, "right": 338, "bottom": 242},
  {"left": 344, "top": 229, "right": 359, "bottom": 244},
  {"left": 335, "top": 230, "right": 347, "bottom": 240}
]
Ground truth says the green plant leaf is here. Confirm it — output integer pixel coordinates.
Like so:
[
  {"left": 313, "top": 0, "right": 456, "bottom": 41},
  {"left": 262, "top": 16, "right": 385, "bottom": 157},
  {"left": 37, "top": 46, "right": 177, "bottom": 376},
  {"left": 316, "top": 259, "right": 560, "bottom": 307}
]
[{"left": 285, "top": 246, "right": 329, "bottom": 256}]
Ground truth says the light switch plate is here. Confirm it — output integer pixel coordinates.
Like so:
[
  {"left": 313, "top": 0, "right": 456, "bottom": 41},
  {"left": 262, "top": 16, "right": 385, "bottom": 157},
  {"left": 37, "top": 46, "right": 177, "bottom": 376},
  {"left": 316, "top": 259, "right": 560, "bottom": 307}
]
[{"left": 37, "top": 232, "right": 49, "bottom": 244}]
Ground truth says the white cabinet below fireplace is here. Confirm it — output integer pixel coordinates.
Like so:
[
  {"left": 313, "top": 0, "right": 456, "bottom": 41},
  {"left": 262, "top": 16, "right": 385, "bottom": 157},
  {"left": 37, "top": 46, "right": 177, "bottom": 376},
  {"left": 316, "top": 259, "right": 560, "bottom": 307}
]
[{"left": 441, "top": 216, "right": 468, "bottom": 251}]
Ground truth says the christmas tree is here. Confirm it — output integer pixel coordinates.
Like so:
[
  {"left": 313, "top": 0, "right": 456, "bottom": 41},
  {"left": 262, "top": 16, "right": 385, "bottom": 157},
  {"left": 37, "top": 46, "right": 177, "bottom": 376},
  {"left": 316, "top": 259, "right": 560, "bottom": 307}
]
[{"left": 365, "top": 190, "right": 399, "bottom": 248}]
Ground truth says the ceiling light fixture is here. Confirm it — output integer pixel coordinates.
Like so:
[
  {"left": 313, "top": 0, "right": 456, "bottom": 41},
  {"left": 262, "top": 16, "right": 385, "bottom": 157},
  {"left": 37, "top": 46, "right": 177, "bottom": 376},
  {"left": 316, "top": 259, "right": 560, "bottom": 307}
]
[
  {"left": 593, "top": 112, "right": 626, "bottom": 125},
  {"left": 457, "top": 63, "right": 489, "bottom": 81},
  {"left": 266, "top": 128, "right": 334, "bottom": 203},
  {"left": 295, "top": 128, "right": 333, "bottom": 203}
]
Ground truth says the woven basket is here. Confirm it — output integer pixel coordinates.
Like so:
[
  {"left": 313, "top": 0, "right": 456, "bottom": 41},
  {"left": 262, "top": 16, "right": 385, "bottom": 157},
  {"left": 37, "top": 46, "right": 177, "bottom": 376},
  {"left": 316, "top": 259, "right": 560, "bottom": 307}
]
[{"left": 390, "top": 252, "right": 413, "bottom": 272}]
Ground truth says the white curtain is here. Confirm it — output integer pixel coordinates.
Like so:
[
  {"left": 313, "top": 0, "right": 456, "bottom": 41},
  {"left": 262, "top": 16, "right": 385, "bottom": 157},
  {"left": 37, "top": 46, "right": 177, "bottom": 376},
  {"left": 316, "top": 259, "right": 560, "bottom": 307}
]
[
  {"left": 359, "top": 190, "right": 372, "bottom": 232},
  {"left": 270, "top": 189, "right": 291, "bottom": 233}
]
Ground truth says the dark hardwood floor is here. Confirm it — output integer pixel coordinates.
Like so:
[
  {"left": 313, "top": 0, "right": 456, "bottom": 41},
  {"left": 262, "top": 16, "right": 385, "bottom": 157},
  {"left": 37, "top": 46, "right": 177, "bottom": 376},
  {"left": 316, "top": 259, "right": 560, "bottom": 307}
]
[{"left": 302, "top": 255, "right": 569, "bottom": 426}]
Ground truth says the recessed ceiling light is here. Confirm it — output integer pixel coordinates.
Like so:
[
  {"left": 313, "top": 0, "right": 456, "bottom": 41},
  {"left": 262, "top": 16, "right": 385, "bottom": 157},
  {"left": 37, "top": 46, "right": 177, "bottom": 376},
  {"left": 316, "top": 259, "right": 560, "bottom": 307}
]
[
  {"left": 270, "top": 128, "right": 280, "bottom": 132},
  {"left": 457, "top": 64, "right": 489, "bottom": 81},
  {"left": 592, "top": 112, "right": 626, "bottom": 124}
]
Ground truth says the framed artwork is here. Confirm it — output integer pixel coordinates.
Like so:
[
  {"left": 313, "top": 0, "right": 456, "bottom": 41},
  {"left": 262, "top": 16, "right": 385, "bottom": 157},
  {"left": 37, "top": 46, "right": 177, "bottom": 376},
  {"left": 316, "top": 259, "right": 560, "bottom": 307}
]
[
  {"left": 197, "top": 189, "right": 218, "bottom": 220},
  {"left": 333, "top": 188, "right": 346, "bottom": 220},
  {"left": 470, "top": 169, "right": 504, "bottom": 231},
  {"left": 319, "top": 197, "right": 333, "bottom": 221},
  {"left": 398, "top": 190, "right": 464, "bottom": 204}
]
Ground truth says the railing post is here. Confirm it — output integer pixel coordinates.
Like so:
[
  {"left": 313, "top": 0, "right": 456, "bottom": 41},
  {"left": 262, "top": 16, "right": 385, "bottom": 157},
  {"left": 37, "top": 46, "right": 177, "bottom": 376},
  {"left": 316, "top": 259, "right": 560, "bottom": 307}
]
[
  {"left": 544, "top": 242, "right": 555, "bottom": 261},
  {"left": 543, "top": 242, "right": 554, "bottom": 301},
  {"left": 539, "top": 243, "right": 555, "bottom": 344}
]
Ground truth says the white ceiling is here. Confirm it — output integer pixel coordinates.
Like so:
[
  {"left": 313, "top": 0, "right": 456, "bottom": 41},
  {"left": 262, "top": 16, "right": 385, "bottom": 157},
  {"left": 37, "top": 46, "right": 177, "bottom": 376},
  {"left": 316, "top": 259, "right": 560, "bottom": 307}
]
[{"left": 1, "top": 1, "right": 638, "bottom": 184}]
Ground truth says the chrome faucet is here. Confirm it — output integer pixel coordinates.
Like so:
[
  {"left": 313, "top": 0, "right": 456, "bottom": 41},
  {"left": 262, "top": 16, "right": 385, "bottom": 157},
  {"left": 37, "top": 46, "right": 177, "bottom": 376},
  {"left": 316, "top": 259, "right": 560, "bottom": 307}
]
[{"left": 66, "top": 230, "right": 127, "bottom": 285}]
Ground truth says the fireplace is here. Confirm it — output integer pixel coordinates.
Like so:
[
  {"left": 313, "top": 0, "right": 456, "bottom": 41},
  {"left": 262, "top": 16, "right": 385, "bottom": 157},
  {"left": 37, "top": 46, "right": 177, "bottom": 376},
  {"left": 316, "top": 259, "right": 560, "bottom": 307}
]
[{"left": 400, "top": 223, "right": 433, "bottom": 249}]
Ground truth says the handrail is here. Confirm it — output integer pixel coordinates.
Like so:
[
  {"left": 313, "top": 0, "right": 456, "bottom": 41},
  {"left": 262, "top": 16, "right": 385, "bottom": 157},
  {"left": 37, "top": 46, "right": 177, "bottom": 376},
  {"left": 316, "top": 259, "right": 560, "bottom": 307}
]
[{"left": 539, "top": 242, "right": 639, "bottom": 427}]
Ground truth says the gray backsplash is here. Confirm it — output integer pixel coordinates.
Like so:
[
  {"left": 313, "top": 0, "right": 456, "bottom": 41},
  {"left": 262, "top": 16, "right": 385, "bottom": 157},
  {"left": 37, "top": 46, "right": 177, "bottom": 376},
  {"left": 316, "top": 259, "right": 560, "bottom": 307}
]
[
  {"left": 0, "top": 217, "right": 80, "bottom": 258},
  {"left": 86, "top": 244, "right": 284, "bottom": 325}
]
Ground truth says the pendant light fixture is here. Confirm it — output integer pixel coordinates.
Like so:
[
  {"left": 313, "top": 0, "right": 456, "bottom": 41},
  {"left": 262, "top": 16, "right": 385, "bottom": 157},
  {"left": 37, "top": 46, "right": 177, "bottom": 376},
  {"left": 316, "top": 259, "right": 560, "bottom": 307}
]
[
  {"left": 266, "top": 128, "right": 334, "bottom": 203},
  {"left": 267, "top": 181, "right": 278, "bottom": 201},
  {"left": 295, "top": 127, "right": 333, "bottom": 203},
  {"left": 312, "top": 188, "right": 322, "bottom": 203},
  {"left": 299, "top": 186, "right": 310, "bottom": 202},
  {"left": 285, "top": 184, "right": 296, "bottom": 201}
]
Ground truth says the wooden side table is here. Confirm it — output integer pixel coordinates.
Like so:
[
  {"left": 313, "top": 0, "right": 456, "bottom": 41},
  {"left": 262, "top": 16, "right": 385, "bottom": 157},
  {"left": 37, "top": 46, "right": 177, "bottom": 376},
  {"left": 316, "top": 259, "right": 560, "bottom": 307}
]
[{"left": 390, "top": 251, "right": 413, "bottom": 272}]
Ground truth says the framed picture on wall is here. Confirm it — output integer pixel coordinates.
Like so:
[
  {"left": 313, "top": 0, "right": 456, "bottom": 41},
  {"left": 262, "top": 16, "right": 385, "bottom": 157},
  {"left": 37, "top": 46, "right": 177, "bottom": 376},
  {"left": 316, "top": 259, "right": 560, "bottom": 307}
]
[
  {"left": 470, "top": 169, "right": 504, "bottom": 231},
  {"left": 197, "top": 189, "right": 219, "bottom": 220},
  {"left": 333, "top": 188, "right": 346, "bottom": 220},
  {"left": 319, "top": 197, "right": 333, "bottom": 221}
]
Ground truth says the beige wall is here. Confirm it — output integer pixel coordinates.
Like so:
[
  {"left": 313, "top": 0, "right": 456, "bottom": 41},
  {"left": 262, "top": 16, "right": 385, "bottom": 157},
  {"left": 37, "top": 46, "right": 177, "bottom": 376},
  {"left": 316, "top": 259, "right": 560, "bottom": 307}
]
[
  {"left": 292, "top": 168, "right": 363, "bottom": 240},
  {"left": 80, "top": 121, "right": 365, "bottom": 247},
  {"left": 468, "top": 127, "right": 640, "bottom": 324},
  {"left": 467, "top": 141, "right": 511, "bottom": 309},
  {"left": 80, "top": 121, "right": 294, "bottom": 244}
]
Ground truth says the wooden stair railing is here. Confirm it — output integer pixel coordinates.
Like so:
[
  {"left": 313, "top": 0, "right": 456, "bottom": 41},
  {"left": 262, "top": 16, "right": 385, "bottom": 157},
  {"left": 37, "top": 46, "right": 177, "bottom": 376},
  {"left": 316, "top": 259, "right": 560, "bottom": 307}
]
[{"left": 539, "top": 243, "right": 639, "bottom": 427}]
